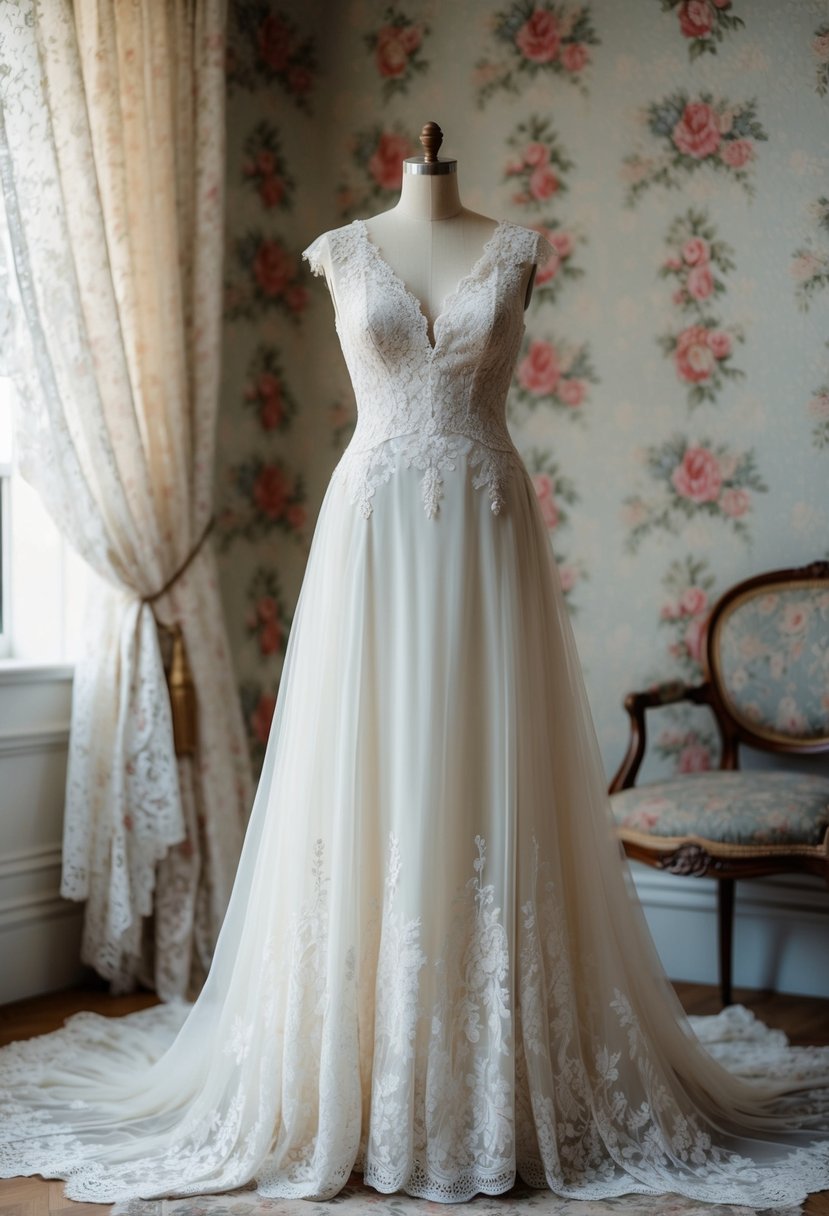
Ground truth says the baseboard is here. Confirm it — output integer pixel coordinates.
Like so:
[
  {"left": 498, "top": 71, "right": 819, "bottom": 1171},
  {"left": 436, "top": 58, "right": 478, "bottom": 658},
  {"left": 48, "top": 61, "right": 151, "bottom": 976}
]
[
  {"left": 0, "top": 843, "right": 84, "bottom": 1002},
  {"left": 630, "top": 864, "right": 829, "bottom": 998}
]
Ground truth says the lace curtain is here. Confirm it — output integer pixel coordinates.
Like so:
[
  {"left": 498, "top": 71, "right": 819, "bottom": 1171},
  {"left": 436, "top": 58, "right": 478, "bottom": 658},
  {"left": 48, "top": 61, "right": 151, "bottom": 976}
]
[{"left": 0, "top": 0, "right": 252, "bottom": 997}]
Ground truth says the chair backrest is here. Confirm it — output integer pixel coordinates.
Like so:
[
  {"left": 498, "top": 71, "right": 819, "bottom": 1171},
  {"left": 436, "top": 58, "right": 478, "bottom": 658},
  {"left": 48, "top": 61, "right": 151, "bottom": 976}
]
[{"left": 704, "top": 560, "right": 829, "bottom": 754}]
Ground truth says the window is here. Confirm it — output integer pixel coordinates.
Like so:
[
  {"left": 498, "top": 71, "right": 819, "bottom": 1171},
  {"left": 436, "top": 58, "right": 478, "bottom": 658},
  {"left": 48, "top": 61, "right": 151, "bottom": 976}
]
[
  {"left": 0, "top": 376, "right": 88, "bottom": 666},
  {"left": 0, "top": 189, "right": 89, "bottom": 668},
  {"left": 0, "top": 381, "right": 10, "bottom": 657}
]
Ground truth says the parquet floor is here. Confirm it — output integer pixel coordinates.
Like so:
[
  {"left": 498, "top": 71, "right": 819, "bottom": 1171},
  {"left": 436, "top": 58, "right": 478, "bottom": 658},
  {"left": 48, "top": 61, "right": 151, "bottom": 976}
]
[{"left": 0, "top": 983, "right": 827, "bottom": 1214}]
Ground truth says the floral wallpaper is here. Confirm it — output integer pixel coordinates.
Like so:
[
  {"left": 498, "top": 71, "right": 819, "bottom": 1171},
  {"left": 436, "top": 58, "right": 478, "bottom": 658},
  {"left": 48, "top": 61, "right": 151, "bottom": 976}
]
[{"left": 217, "top": 0, "right": 829, "bottom": 782}]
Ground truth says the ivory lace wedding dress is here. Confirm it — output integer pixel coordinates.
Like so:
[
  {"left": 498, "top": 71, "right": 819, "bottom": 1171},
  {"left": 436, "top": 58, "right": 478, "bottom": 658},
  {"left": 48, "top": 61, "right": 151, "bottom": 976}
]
[{"left": 1, "top": 217, "right": 828, "bottom": 1208}]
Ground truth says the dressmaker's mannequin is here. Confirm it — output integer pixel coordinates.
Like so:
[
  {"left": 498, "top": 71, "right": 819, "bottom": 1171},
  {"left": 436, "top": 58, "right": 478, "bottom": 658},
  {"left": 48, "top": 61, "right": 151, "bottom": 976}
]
[{"left": 314, "top": 122, "right": 537, "bottom": 340}]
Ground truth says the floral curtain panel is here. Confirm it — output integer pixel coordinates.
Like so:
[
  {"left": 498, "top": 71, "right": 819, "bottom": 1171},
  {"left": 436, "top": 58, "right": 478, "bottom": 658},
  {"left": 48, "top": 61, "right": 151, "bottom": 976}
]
[{"left": 0, "top": 0, "right": 252, "bottom": 997}]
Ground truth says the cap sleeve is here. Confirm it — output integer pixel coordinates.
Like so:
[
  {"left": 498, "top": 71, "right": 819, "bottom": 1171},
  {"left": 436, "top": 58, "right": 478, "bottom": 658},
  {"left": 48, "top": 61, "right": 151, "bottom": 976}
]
[
  {"left": 301, "top": 231, "right": 328, "bottom": 277},
  {"left": 531, "top": 228, "right": 556, "bottom": 267}
]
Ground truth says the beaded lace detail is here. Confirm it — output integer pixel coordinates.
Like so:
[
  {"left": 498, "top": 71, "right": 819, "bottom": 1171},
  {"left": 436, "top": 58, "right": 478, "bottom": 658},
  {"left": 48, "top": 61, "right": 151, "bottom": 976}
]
[{"left": 302, "top": 218, "right": 555, "bottom": 519}]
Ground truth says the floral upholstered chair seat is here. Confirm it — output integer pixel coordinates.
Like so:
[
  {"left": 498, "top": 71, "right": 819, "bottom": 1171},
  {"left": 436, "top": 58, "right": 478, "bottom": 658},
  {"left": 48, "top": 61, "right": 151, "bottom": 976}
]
[
  {"left": 612, "top": 770, "right": 829, "bottom": 852},
  {"left": 608, "top": 560, "right": 829, "bottom": 1006}
]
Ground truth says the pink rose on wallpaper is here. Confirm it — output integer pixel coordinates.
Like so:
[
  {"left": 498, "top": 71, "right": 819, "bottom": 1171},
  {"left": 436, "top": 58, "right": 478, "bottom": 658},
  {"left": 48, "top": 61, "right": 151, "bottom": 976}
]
[
  {"left": 672, "top": 102, "right": 721, "bottom": 159},
  {"left": 558, "top": 378, "right": 586, "bottom": 407},
  {"left": 518, "top": 339, "right": 561, "bottom": 395},
  {"left": 375, "top": 24, "right": 421, "bottom": 78},
  {"left": 251, "top": 693, "right": 276, "bottom": 746},
  {"left": 259, "top": 619, "right": 283, "bottom": 656},
  {"left": 257, "top": 596, "right": 278, "bottom": 623},
  {"left": 675, "top": 325, "right": 715, "bottom": 382},
  {"left": 368, "top": 132, "right": 412, "bottom": 190},
  {"left": 529, "top": 164, "right": 559, "bottom": 200},
  {"left": 719, "top": 139, "right": 754, "bottom": 168},
  {"left": 253, "top": 241, "right": 294, "bottom": 297},
  {"left": 257, "top": 372, "right": 281, "bottom": 398},
  {"left": 260, "top": 398, "right": 283, "bottom": 429},
  {"left": 809, "top": 391, "right": 829, "bottom": 419},
  {"left": 561, "top": 42, "right": 589, "bottom": 71},
  {"left": 678, "top": 742, "right": 711, "bottom": 773},
  {"left": 259, "top": 175, "right": 286, "bottom": 208},
  {"left": 532, "top": 473, "right": 559, "bottom": 529},
  {"left": 523, "top": 141, "right": 549, "bottom": 166},
  {"left": 672, "top": 288, "right": 687, "bottom": 306},
  {"left": 686, "top": 264, "right": 714, "bottom": 300},
  {"left": 665, "top": 256, "right": 682, "bottom": 271},
  {"left": 684, "top": 617, "right": 706, "bottom": 662},
  {"left": 550, "top": 231, "right": 574, "bottom": 257},
  {"left": 790, "top": 252, "right": 823, "bottom": 281},
  {"left": 680, "top": 586, "right": 708, "bottom": 616},
  {"left": 678, "top": 0, "right": 713, "bottom": 39},
  {"left": 707, "top": 329, "right": 731, "bottom": 358},
  {"left": 558, "top": 565, "right": 577, "bottom": 592},
  {"left": 253, "top": 465, "right": 291, "bottom": 518},
  {"left": 285, "top": 284, "right": 309, "bottom": 314},
  {"left": 258, "top": 15, "right": 292, "bottom": 72},
  {"left": 515, "top": 9, "right": 561, "bottom": 62},
  {"left": 257, "top": 374, "right": 285, "bottom": 429},
  {"left": 682, "top": 237, "right": 709, "bottom": 265},
  {"left": 672, "top": 446, "right": 722, "bottom": 503},
  {"left": 287, "top": 503, "right": 307, "bottom": 531}
]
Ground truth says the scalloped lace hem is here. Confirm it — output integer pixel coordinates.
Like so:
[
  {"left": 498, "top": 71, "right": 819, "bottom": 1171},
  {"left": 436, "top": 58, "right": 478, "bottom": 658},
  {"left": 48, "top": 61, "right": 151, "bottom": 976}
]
[{"left": 15, "top": 1143, "right": 828, "bottom": 1208}]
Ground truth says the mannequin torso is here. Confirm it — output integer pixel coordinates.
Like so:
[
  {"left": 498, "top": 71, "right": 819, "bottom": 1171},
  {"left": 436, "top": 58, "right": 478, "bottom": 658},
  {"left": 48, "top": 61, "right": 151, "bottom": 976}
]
[{"left": 313, "top": 154, "right": 537, "bottom": 340}]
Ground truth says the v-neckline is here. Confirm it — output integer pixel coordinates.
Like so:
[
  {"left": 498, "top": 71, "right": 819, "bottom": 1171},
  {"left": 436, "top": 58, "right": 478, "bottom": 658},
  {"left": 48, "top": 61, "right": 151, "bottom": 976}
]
[{"left": 353, "top": 217, "right": 508, "bottom": 354}]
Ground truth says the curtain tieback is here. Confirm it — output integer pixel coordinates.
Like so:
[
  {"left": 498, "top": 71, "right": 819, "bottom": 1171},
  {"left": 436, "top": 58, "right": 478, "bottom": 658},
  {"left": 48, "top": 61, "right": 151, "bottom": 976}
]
[{"left": 142, "top": 516, "right": 215, "bottom": 758}]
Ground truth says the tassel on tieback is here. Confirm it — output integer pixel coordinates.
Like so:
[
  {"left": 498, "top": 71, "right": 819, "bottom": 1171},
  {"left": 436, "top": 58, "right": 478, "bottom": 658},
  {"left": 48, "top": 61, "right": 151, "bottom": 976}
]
[
  {"left": 142, "top": 517, "right": 214, "bottom": 759},
  {"left": 167, "top": 622, "right": 197, "bottom": 757}
]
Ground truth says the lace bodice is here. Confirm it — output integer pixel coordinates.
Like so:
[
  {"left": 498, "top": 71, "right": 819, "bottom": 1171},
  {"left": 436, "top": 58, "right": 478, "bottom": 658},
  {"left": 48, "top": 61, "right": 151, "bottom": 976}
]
[{"left": 302, "top": 219, "right": 555, "bottom": 519}]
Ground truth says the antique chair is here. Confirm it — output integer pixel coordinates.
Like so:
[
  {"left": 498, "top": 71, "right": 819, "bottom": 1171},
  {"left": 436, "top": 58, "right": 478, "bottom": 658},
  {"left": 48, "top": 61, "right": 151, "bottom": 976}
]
[{"left": 608, "top": 560, "right": 829, "bottom": 1007}]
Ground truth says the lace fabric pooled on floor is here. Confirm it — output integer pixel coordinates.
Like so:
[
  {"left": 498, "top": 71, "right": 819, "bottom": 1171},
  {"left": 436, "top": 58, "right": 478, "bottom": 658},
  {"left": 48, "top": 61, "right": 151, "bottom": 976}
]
[
  {"left": 34, "top": 1012, "right": 828, "bottom": 1216},
  {"left": 1, "top": 217, "right": 829, "bottom": 1207}
]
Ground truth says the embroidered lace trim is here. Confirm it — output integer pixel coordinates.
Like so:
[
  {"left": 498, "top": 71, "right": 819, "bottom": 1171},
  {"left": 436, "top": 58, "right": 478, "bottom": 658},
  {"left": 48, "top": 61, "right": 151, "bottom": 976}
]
[{"left": 1, "top": 833, "right": 828, "bottom": 1206}]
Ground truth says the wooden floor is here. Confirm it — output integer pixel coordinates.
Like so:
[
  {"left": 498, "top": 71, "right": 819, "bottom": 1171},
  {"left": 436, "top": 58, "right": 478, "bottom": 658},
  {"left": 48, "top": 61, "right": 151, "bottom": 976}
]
[{"left": 0, "top": 982, "right": 827, "bottom": 1214}]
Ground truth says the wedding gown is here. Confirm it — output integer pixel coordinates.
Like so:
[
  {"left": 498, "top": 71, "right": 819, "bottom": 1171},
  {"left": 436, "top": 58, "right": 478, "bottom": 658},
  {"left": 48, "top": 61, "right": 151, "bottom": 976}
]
[{"left": 1, "top": 216, "right": 828, "bottom": 1208}]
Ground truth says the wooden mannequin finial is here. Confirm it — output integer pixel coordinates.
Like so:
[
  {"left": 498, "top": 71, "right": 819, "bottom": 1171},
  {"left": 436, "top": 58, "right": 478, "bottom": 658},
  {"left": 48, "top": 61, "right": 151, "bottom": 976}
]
[{"left": 419, "top": 121, "right": 443, "bottom": 163}]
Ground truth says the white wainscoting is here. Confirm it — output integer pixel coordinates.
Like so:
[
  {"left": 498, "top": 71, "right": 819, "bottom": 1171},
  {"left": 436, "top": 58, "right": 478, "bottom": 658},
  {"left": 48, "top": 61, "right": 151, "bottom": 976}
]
[
  {"left": 631, "top": 863, "right": 829, "bottom": 999},
  {"left": 0, "top": 665, "right": 84, "bottom": 1004}
]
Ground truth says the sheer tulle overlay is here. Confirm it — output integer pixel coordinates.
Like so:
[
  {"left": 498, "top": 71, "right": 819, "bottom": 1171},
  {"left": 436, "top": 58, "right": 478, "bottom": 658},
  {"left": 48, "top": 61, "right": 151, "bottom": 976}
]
[{"left": 1, "top": 220, "right": 828, "bottom": 1206}]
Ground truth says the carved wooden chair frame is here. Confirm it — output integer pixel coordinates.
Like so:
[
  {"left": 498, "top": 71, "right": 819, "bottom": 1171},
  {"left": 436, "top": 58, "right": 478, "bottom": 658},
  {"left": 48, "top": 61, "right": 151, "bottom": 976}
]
[{"left": 609, "top": 559, "right": 829, "bottom": 1006}]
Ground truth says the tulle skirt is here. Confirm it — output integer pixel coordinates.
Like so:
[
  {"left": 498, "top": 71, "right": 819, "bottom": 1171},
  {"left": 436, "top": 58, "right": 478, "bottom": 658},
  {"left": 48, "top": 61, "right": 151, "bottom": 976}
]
[{"left": 1, "top": 444, "right": 828, "bottom": 1206}]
